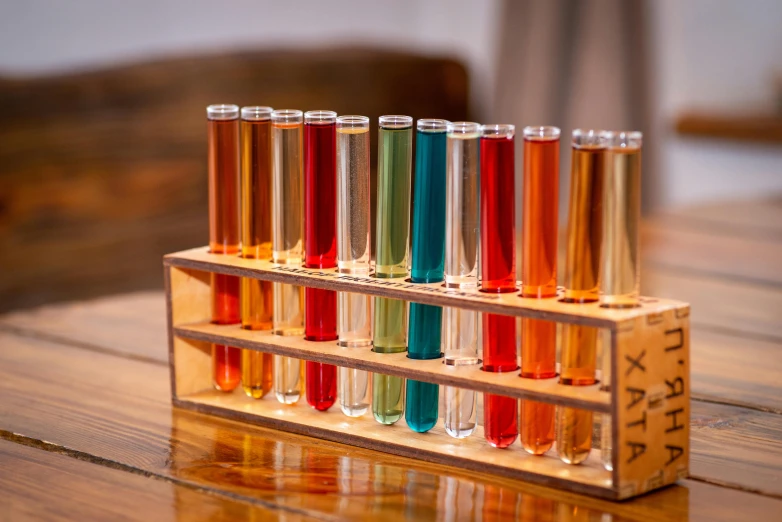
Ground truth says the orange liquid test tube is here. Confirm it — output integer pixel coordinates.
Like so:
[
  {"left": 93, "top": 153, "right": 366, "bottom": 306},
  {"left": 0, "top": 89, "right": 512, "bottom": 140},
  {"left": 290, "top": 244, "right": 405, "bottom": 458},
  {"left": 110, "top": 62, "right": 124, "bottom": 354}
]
[
  {"left": 207, "top": 104, "right": 242, "bottom": 392},
  {"left": 240, "top": 106, "right": 275, "bottom": 399},
  {"left": 520, "top": 126, "right": 560, "bottom": 455}
]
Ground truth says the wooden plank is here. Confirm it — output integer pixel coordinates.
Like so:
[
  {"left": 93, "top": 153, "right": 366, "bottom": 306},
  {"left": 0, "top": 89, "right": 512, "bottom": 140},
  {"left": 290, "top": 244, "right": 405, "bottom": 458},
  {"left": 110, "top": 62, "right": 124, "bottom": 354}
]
[
  {"left": 643, "top": 222, "right": 782, "bottom": 286},
  {"left": 174, "top": 323, "right": 609, "bottom": 411},
  {"left": 165, "top": 247, "right": 688, "bottom": 328},
  {"left": 650, "top": 197, "right": 782, "bottom": 239},
  {"left": 0, "top": 440, "right": 300, "bottom": 521},
  {"left": 643, "top": 268, "right": 782, "bottom": 341},
  {"left": 0, "top": 290, "right": 167, "bottom": 363},
  {"left": 675, "top": 113, "right": 782, "bottom": 145},
  {"left": 1, "top": 330, "right": 781, "bottom": 519}
]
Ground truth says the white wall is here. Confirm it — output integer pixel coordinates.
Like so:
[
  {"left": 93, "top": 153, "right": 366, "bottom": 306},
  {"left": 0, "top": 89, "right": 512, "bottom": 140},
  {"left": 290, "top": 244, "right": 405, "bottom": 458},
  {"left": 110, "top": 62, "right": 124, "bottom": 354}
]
[
  {"left": 0, "top": 0, "right": 501, "bottom": 120},
  {"left": 649, "top": 0, "right": 782, "bottom": 209}
]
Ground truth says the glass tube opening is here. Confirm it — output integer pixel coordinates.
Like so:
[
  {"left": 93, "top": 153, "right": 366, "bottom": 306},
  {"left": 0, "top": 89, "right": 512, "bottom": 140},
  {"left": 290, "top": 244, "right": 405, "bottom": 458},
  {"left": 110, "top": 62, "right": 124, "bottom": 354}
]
[
  {"left": 480, "top": 124, "right": 515, "bottom": 138},
  {"left": 417, "top": 118, "right": 449, "bottom": 132},
  {"left": 523, "top": 125, "right": 560, "bottom": 141},
  {"left": 272, "top": 109, "right": 303, "bottom": 124},
  {"left": 304, "top": 110, "right": 337, "bottom": 124},
  {"left": 207, "top": 104, "right": 239, "bottom": 120},
  {"left": 572, "top": 128, "right": 607, "bottom": 148},
  {"left": 379, "top": 115, "right": 413, "bottom": 129},
  {"left": 448, "top": 121, "right": 481, "bottom": 136},
  {"left": 241, "top": 106, "right": 273, "bottom": 121},
  {"left": 337, "top": 115, "right": 370, "bottom": 129},
  {"left": 601, "top": 130, "right": 643, "bottom": 149}
]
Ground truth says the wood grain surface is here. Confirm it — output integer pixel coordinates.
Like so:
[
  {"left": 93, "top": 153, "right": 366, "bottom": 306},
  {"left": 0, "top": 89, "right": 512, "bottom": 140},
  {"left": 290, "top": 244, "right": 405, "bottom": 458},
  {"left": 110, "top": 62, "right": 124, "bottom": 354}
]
[{"left": 1, "top": 197, "right": 781, "bottom": 518}]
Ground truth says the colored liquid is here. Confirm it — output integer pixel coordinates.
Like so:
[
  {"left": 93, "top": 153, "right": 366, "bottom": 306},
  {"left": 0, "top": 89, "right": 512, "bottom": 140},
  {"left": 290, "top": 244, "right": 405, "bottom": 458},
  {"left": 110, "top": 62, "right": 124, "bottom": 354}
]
[
  {"left": 482, "top": 313, "right": 517, "bottom": 372},
  {"left": 208, "top": 116, "right": 241, "bottom": 392},
  {"left": 557, "top": 406, "right": 594, "bottom": 465},
  {"left": 445, "top": 129, "right": 480, "bottom": 288},
  {"left": 563, "top": 144, "right": 604, "bottom": 303},
  {"left": 480, "top": 135, "right": 516, "bottom": 293},
  {"left": 521, "top": 135, "right": 559, "bottom": 298},
  {"left": 406, "top": 303, "right": 442, "bottom": 433},
  {"left": 305, "top": 359, "right": 337, "bottom": 411},
  {"left": 601, "top": 146, "right": 642, "bottom": 308},
  {"left": 520, "top": 318, "right": 556, "bottom": 455},
  {"left": 484, "top": 393, "right": 518, "bottom": 448},
  {"left": 411, "top": 128, "right": 446, "bottom": 282},
  {"left": 375, "top": 125, "right": 412, "bottom": 278},
  {"left": 304, "top": 287, "right": 338, "bottom": 341},
  {"left": 240, "top": 116, "right": 273, "bottom": 398},
  {"left": 372, "top": 120, "right": 412, "bottom": 425}
]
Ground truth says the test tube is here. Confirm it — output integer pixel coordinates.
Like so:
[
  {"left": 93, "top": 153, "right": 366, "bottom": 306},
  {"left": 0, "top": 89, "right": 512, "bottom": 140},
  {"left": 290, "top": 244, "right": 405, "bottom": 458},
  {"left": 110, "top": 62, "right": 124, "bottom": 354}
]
[
  {"left": 600, "top": 130, "right": 642, "bottom": 469},
  {"left": 207, "top": 104, "right": 241, "bottom": 392},
  {"left": 520, "top": 125, "right": 560, "bottom": 455},
  {"left": 600, "top": 131, "right": 642, "bottom": 309},
  {"left": 442, "top": 121, "right": 481, "bottom": 438},
  {"left": 406, "top": 119, "right": 448, "bottom": 433},
  {"left": 373, "top": 115, "right": 413, "bottom": 425},
  {"left": 271, "top": 109, "right": 305, "bottom": 404},
  {"left": 303, "top": 110, "right": 339, "bottom": 411},
  {"left": 336, "top": 115, "right": 373, "bottom": 417},
  {"left": 240, "top": 106, "right": 275, "bottom": 399},
  {"left": 479, "top": 124, "right": 518, "bottom": 448},
  {"left": 557, "top": 129, "right": 606, "bottom": 464}
]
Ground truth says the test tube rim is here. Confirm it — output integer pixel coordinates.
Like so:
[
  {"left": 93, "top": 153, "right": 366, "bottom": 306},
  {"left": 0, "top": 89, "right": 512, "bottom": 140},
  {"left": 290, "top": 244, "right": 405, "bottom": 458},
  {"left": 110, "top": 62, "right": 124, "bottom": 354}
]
[
  {"left": 379, "top": 115, "right": 413, "bottom": 129},
  {"left": 207, "top": 104, "right": 240, "bottom": 121},
  {"left": 448, "top": 121, "right": 481, "bottom": 136},
  {"left": 271, "top": 109, "right": 304, "bottom": 124},
  {"left": 241, "top": 106, "right": 274, "bottom": 121},
  {"left": 600, "top": 130, "right": 643, "bottom": 149},
  {"left": 572, "top": 128, "right": 608, "bottom": 149},
  {"left": 523, "top": 125, "right": 561, "bottom": 141},
  {"left": 480, "top": 124, "right": 515, "bottom": 138},
  {"left": 417, "top": 118, "right": 450, "bottom": 132},
  {"left": 337, "top": 115, "right": 370, "bottom": 129},
  {"left": 304, "top": 110, "right": 338, "bottom": 124}
]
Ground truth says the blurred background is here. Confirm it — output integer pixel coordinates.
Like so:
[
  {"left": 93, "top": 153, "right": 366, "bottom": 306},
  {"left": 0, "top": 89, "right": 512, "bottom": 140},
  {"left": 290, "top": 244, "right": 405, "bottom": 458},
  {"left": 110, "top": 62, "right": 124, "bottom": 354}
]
[{"left": 1, "top": 0, "right": 780, "bottom": 312}]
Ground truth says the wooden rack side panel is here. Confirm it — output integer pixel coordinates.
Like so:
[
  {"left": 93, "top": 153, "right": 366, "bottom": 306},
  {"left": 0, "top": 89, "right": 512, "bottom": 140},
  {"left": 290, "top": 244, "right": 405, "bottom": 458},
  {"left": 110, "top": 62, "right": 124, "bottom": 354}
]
[{"left": 613, "top": 308, "right": 691, "bottom": 499}]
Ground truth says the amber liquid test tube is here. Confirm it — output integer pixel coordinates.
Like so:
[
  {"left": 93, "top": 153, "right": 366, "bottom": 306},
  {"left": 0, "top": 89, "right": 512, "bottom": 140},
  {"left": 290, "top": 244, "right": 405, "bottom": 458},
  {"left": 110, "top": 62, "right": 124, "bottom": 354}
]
[
  {"left": 479, "top": 124, "right": 518, "bottom": 448},
  {"left": 600, "top": 131, "right": 642, "bottom": 309},
  {"left": 238, "top": 106, "right": 275, "bottom": 399},
  {"left": 556, "top": 130, "right": 606, "bottom": 463},
  {"left": 271, "top": 109, "right": 305, "bottom": 404},
  {"left": 373, "top": 115, "right": 413, "bottom": 425},
  {"left": 600, "top": 130, "right": 642, "bottom": 469},
  {"left": 336, "top": 115, "right": 372, "bottom": 417},
  {"left": 443, "top": 122, "right": 481, "bottom": 438},
  {"left": 207, "top": 104, "right": 242, "bottom": 392},
  {"left": 520, "top": 125, "right": 560, "bottom": 455}
]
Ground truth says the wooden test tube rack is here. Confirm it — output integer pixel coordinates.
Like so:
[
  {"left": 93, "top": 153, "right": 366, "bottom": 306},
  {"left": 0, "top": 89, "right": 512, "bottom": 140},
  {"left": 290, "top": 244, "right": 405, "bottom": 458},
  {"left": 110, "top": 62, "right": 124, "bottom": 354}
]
[{"left": 165, "top": 246, "right": 690, "bottom": 500}]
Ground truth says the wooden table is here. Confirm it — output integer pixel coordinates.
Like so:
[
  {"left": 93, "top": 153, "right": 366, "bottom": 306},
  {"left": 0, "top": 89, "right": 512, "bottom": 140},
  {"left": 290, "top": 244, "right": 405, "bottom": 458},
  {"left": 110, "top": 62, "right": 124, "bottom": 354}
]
[{"left": 1, "top": 198, "right": 781, "bottom": 521}]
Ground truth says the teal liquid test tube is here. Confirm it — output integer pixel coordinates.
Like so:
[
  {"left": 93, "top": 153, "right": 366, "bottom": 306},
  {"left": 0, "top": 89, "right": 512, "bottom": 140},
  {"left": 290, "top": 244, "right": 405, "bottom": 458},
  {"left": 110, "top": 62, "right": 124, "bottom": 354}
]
[
  {"left": 406, "top": 119, "right": 448, "bottom": 433},
  {"left": 373, "top": 115, "right": 413, "bottom": 425}
]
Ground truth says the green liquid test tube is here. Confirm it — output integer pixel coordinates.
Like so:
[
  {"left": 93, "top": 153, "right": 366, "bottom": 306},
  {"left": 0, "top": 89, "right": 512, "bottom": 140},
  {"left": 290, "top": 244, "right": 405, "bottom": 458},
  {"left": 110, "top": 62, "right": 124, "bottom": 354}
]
[{"left": 372, "top": 115, "right": 413, "bottom": 425}]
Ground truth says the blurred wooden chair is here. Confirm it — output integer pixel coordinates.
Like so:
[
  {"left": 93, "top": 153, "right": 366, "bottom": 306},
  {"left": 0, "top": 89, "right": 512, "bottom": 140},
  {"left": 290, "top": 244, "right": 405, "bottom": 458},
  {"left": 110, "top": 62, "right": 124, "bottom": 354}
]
[{"left": 0, "top": 49, "right": 469, "bottom": 311}]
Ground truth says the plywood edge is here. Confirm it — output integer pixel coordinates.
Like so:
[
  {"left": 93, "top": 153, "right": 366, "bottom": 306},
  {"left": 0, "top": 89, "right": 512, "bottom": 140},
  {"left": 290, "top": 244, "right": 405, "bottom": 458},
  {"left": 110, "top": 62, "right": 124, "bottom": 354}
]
[
  {"left": 174, "top": 321, "right": 611, "bottom": 412},
  {"left": 173, "top": 393, "right": 619, "bottom": 500},
  {"left": 164, "top": 247, "right": 689, "bottom": 328}
]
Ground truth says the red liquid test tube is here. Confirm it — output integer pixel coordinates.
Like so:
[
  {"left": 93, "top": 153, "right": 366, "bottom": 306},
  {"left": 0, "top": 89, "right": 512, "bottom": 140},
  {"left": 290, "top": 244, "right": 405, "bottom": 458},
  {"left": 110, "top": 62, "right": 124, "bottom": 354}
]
[
  {"left": 207, "top": 104, "right": 241, "bottom": 392},
  {"left": 480, "top": 124, "right": 518, "bottom": 448},
  {"left": 304, "top": 110, "right": 338, "bottom": 411},
  {"left": 520, "top": 125, "right": 560, "bottom": 455}
]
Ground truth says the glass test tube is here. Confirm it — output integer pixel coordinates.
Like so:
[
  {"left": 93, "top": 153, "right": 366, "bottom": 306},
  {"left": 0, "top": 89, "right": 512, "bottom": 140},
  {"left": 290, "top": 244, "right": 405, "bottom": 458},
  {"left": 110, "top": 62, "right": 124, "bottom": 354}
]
[
  {"left": 600, "top": 131, "right": 642, "bottom": 309},
  {"left": 271, "top": 109, "right": 305, "bottom": 404},
  {"left": 207, "top": 104, "right": 242, "bottom": 392},
  {"left": 557, "top": 129, "right": 606, "bottom": 464},
  {"left": 479, "top": 124, "right": 518, "bottom": 448},
  {"left": 336, "top": 115, "right": 373, "bottom": 417},
  {"left": 520, "top": 126, "right": 560, "bottom": 455},
  {"left": 240, "top": 106, "right": 275, "bottom": 399},
  {"left": 442, "top": 122, "right": 481, "bottom": 438},
  {"left": 600, "top": 130, "right": 642, "bottom": 469},
  {"left": 406, "top": 119, "right": 448, "bottom": 433},
  {"left": 373, "top": 115, "right": 413, "bottom": 425},
  {"left": 601, "top": 329, "right": 613, "bottom": 470},
  {"left": 303, "top": 110, "right": 339, "bottom": 411}
]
